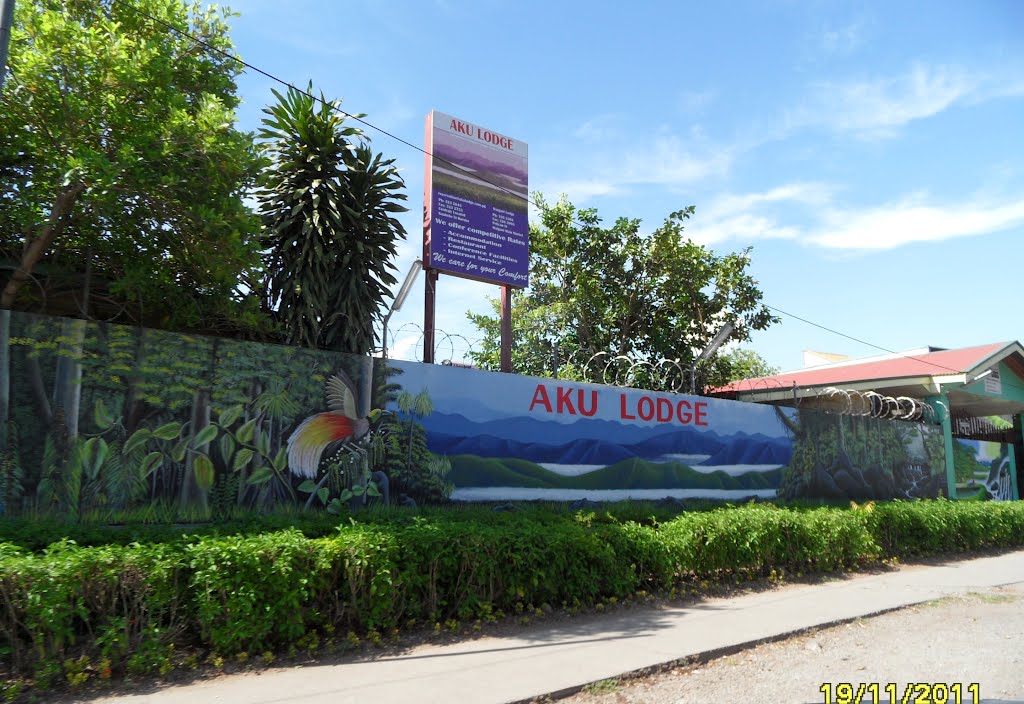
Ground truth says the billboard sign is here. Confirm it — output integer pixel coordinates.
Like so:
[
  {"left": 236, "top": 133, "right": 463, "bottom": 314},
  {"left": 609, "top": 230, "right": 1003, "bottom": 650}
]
[{"left": 424, "top": 111, "right": 529, "bottom": 287}]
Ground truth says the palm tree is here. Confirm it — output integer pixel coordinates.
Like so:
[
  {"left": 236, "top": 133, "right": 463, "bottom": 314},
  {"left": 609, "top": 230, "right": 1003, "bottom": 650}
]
[
  {"left": 256, "top": 84, "right": 407, "bottom": 354},
  {"left": 398, "top": 389, "right": 433, "bottom": 474}
]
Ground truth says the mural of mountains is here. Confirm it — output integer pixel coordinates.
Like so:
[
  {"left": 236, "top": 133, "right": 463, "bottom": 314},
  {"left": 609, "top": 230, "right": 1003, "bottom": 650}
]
[
  {"left": 422, "top": 412, "right": 711, "bottom": 448},
  {"left": 429, "top": 432, "right": 636, "bottom": 465},
  {"left": 421, "top": 412, "right": 788, "bottom": 466},
  {"left": 447, "top": 455, "right": 783, "bottom": 491},
  {"left": 629, "top": 429, "right": 724, "bottom": 456},
  {"left": 701, "top": 434, "right": 792, "bottom": 465}
]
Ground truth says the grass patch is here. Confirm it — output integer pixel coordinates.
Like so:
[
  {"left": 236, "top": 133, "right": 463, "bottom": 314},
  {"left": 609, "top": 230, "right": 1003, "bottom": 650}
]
[{"left": 584, "top": 678, "right": 620, "bottom": 695}]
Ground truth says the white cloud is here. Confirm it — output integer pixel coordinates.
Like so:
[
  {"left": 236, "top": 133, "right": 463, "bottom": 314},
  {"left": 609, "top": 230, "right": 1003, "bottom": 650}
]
[
  {"left": 539, "top": 126, "right": 732, "bottom": 205},
  {"left": 708, "top": 183, "right": 834, "bottom": 214},
  {"left": 687, "top": 182, "right": 829, "bottom": 245},
  {"left": 819, "top": 21, "right": 865, "bottom": 54},
  {"left": 533, "top": 178, "right": 620, "bottom": 204},
  {"left": 573, "top": 114, "right": 623, "bottom": 142},
  {"left": 792, "top": 63, "right": 977, "bottom": 137},
  {"left": 688, "top": 213, "right": 801, "bottom": 247},
  {"left": 810, "top": 194, "right": 1024, "bottom": 250},
  {"left": 390, "top": 333, "right": 422, "bottom": 362},
  {"left": 622, "top": 134, "right": 733, "bottom": 186},
  {"left": 369, "top": 96, "right": 416, "bottom": 132},
  {"left": 677, "top": 89, "right": 715, "bottom": 115},
  {"left": 686, "top": 183, "right": 1024, "bottom": 252}
]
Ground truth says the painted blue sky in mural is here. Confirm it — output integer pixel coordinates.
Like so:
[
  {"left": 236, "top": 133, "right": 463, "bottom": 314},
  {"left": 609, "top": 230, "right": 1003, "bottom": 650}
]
[{"left": 391, "top": 361, "right": 792, "bottom": 441}]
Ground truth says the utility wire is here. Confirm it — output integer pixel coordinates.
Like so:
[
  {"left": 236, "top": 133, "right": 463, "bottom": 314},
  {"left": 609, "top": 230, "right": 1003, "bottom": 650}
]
[
  {"left": 109, "top": 0, "right": 1023, "bottom": 395},
  {"left": 765, "top": 304, "right": 1024, "bottom": 395},
  {"left": 109, "top": 0, "right": 540, "bottom": 214}
]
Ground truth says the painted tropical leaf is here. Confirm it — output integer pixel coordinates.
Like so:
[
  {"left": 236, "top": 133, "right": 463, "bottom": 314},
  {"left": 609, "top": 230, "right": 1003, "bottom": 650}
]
[
  {"left": 219, "top": 405, "right": 244, "bottom": 427},
  {"left": 141, "top": 452, "right": 163, "bottom": 478},
  {"left": 123, "top": 429, "right": 151, "bottom": 456},
  {"left": 191, "top": 424, "right": 218, "bottom": 449},
  {"left": 232, "top": 449, "right": 254, "bottom": 471},
  {"left": 193, "top": 454, "right": 215, "bottom": 490},
  {"left": 236, "top": 418, "right": 257, "bottom": 445},
  {"left": 219, "top": 434, "right": 236, "bottom": 464},
  {"left": 171, "top": 438, "right": 188, "bottom": 463},
  {"left": 94, "top": 398, "right": 115, "bottom": 430},
  {"left": 247, "top": 466, "right": 274, "bottom": 485},
  {"left": 153, "top": 422, "right": 182, "bottom": 441}
]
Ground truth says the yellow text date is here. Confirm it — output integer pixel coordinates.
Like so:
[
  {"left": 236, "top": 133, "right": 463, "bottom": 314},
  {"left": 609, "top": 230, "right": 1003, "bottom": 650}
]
[{"left": 819, "top": 682, "right": 981, "bottom": 704}]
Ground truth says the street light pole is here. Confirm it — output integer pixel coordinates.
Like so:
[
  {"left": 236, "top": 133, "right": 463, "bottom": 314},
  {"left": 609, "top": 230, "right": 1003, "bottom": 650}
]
[
  {"left": 690, "top": 321, "right": 734, "bottom": 395},
  {"left": 381, "top": 259, "right": 422, "bottom": 359}
]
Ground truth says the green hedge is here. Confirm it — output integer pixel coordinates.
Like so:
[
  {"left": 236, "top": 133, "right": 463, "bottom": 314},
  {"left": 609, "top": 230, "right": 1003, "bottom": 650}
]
[{"left": 3, "top": 499, "right": 1024, "bottom": 692}]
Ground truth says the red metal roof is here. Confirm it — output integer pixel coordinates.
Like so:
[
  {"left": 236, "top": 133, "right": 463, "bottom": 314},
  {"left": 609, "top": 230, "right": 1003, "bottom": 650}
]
[{"left": 718, "top": 342, "right": 1010, "bottom": 394}]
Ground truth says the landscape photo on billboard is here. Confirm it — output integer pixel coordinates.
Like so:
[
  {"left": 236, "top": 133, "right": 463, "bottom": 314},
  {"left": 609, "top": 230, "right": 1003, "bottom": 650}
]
[{"left": 431, "top": 125, "right": 528, "bottom": 214}]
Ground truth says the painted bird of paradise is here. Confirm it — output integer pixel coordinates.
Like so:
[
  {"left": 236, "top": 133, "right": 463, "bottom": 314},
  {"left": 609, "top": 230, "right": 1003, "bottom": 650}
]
[{"left": 287, "top": 370, "right": 381, "bottom": 479}]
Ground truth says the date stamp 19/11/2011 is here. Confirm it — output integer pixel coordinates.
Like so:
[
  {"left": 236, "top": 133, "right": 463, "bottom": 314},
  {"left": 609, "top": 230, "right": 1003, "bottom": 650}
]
[{"left": 819, "top": 682, "right": 982, "bottom": 704}]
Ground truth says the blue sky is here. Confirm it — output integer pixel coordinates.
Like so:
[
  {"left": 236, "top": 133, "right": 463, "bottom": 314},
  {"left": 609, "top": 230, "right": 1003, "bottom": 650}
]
[{"left": 226, "top": 0, "right": 1024, "bottom": 372}]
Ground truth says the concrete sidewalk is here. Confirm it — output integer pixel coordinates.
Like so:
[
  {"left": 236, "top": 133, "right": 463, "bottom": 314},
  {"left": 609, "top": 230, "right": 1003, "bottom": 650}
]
[{"left": 84, "top": 550, "right": 1024, "bottom": 704}]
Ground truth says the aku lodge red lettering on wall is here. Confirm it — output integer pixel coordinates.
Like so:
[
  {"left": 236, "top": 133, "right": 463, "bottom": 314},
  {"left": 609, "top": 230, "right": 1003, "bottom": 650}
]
[
  {"left": 448, "top": 118, "right": 515, "bottom": 150},
  {"left": 528, "top": 384, "right": 708, "bottom": 427}
]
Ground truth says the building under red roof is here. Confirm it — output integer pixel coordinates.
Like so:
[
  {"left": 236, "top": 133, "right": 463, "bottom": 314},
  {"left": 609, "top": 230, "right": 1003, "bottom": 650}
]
[
  {"left": 712, "top": 340, "right": 1024, "bottom": 501},
  {"left": 713, "top": 341, "right": 1024, "bottom": 419}
]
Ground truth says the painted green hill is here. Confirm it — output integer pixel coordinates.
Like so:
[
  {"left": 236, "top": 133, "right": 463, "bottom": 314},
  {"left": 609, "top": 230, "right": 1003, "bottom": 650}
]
[
  {"left": 447, "top": 456, "right": 562, "bottom": 488},
  {"left": 447, "top": 455, "right": 782, "bottom": 491}
]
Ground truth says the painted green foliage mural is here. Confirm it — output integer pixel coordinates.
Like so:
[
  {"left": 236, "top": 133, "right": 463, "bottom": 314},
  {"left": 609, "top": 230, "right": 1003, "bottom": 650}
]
[
  {"left": 775, "top": 407, "right": 946, "bottom": 501},
  {"left": 0, "top": 311, "right": 450, "bottom": 517},
  {"left": 954, "top": 439, "right": 1014, "bottom": 501}
]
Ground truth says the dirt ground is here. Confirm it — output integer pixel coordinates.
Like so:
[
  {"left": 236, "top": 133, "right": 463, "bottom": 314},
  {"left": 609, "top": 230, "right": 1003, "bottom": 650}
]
[{"left": 560, "top": 584, "right": 1024, "bottom": 704}]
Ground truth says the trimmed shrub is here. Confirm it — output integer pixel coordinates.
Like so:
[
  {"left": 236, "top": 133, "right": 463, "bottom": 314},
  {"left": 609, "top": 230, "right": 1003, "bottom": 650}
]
[{"left": 3, "top": 499, "right": 1024, "bottom": 692}]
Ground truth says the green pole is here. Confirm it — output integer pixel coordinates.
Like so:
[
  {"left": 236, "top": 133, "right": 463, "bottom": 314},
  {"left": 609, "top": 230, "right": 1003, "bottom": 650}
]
[
  {"left": 1008, "top": 444, "right": 1020, "bottom": 501},
  {"left": 937, "top": 393, "right": 957, "bottom": 498}
]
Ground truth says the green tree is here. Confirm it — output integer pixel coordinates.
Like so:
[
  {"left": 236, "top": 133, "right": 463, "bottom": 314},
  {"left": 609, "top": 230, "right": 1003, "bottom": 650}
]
[
  {"left": 0, "top": 0, "right": 262, "bottom": 327},
  {"left": 716, "top": 348, "right": 780, "bottom": 383},
  {"left": 256, "top": 85, "right": 408, "bottom": 354},
  {"left": 467, "top": 195, "right": 777, "bottom": 392}
]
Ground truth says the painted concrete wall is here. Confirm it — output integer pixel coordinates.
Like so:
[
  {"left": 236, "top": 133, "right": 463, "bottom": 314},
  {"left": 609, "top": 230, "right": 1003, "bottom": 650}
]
[{"left": 0, "top": 311, "right": 948, "bottom": 515}]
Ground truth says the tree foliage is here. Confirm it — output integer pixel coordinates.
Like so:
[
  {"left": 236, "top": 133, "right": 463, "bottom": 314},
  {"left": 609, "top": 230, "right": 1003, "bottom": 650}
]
[
  {"left": 716, "top": 347, "right": 780, "bottom": 383},
  {"left": 467, "top": 196, "right": 777, "bottom": 392},
  {"left": 0, "top": 0, "right": 263, "bottom": 330},
  {"left": 256, "top": 85, "right": 408, "bottom": 354}
]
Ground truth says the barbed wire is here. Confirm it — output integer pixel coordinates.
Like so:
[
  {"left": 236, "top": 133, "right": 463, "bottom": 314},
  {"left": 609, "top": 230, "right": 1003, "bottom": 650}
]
[
  {"left": 384, "top": 323, "right": 486, "bottom": 366},
  {"left": 381, "top": 337, "right": 704, "bottom": 393},
  {"left": 792, "top": 386, "right": 942, "bottom": 424}
]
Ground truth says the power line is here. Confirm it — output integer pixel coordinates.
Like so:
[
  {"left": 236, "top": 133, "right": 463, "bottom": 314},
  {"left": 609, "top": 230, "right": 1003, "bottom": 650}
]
[
  {"left": 108, "top": 0, "right": 539, "bottom": 214},
  {"left": 765, "top": 304, "right": 1024, "bottom": 395},
  {"left": 763, "top": 304, "right": 946, "bottom": 366},
  {"left": 107, "top": 0, "right": 1024, "bottom": 395}
]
